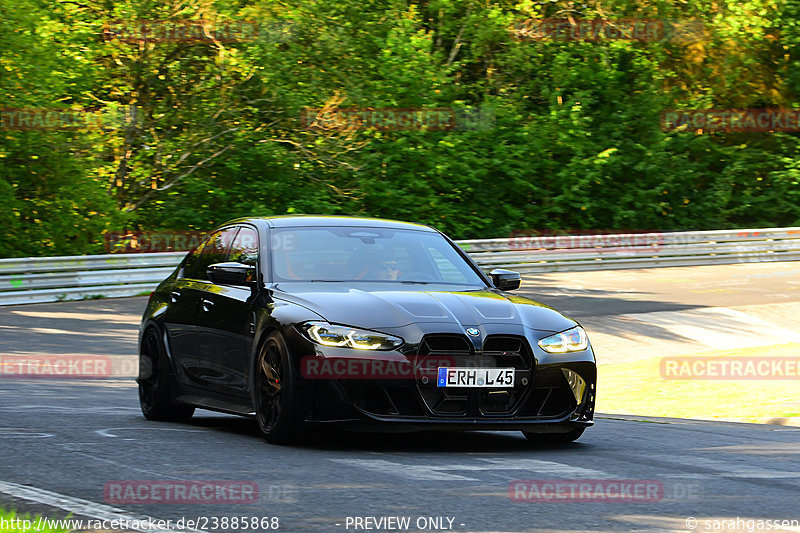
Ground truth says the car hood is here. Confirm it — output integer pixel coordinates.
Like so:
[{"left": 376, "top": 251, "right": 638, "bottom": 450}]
[{"left": 274, "top": 283, "right": 576, "bottom": 333}]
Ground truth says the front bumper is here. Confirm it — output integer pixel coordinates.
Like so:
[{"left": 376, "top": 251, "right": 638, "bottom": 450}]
[
  {"left": 297, "top": 330, "right": 596, "bottom": 432},
  {"left": 308, "top": 417, "right": 594, "bottom": 433}
]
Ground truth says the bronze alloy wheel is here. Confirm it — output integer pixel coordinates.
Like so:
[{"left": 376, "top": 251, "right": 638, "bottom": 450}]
[{"left": 253, "top": 332, "right": 302, "bottom": 444}]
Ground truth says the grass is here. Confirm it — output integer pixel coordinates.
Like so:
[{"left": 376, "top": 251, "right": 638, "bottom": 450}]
[
  {"left": 597, "top": 343, "right": 800, "bottom": 424},
  {"left": 0, "top": 508, "right": 70, "bottom": 533}
]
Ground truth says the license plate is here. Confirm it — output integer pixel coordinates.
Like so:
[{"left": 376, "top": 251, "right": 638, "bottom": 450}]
[{"left": 437, "top": 367, "right": 515, "bottom": 388}]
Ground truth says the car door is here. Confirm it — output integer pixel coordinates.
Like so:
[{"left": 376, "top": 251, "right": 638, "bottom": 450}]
[
  {"left": 163, "top": 238, "right": 209, "bottom": 390},
  {"left": 195, "top": 225, "right": 260, "bottom": 399},
  {"left": 171, "top": 226, "right": 239, "bottom": 391}
]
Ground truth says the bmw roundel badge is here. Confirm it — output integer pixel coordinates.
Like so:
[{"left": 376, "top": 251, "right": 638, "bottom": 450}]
[{"left": 466, "top": 327, "right": 480, "bottom": 337}]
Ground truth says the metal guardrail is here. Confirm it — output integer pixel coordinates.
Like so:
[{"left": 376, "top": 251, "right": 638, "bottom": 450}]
[
  {"left": 0, "top": 252, "right": 185, "bottom": 306},
  {"left": 1, "top": 227, "right": 799, "bottom": 306},
  {"left": 461, "top": 227, "right": 800, "bottom": 273}
]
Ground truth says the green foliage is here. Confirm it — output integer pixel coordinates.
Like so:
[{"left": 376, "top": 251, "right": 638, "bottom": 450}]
[{"left": 1, "top": 0, "right": 799, "bottom": 257}]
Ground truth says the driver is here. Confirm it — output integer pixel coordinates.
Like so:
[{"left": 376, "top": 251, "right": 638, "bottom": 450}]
[{"left": 371, "top": 260, "right": 400, "bottom": 280}]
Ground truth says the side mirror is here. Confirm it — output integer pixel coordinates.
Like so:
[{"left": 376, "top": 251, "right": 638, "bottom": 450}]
[
  {"left": 489, "top": 268, "right": 521, "bottom": 291},
  {"left": 207, "top": 262, "right": 257, "bottom": 287}
]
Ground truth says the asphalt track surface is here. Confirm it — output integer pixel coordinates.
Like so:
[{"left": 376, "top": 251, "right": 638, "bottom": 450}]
[{"left": 1, "top": 262, "right": 799, "bottom": 533}]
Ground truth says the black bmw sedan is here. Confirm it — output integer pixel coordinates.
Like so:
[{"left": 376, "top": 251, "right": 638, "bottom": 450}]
[{"left": 138, "top": 216, "right": 596, "bottom": 444}]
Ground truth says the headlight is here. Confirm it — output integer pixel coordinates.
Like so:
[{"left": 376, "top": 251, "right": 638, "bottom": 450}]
[
  {"left": 538, "top": 326, "right": 588, "bottom": 353},
  {"left": 302, "top": 322, "right": 404, "bottom": 350}
]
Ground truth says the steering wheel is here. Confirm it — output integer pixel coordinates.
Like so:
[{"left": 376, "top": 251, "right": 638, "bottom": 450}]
[{"left": 399, "top": 271, "right": 437, "bottom": 282}]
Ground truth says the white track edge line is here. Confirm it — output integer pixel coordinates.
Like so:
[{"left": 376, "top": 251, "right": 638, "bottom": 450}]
[{"left": 0, "top": 480, "right": 205, "bottom": 533}]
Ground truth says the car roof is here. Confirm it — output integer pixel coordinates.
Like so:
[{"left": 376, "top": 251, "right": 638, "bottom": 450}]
[{"left": 222, "top": 215, "right": 439, "bottom": 232}]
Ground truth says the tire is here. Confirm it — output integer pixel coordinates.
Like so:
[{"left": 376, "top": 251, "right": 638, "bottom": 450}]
[
  {"left": 253, "top": 332, "right": 303, "bottom": 444},
  {"left": 138, "top": 328, "right": 195, "bottom": 422},
  {"left": 522, "top": 427, "right": 585, "bottom": 444}
]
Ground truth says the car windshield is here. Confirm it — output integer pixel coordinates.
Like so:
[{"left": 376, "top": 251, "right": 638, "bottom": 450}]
[{"left": 270, "top": 226, "right": 486, "bottom": 285}]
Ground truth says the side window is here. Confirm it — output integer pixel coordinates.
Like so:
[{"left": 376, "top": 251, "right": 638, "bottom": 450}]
[
  {"left": 228, "top": 226, "right": 259, "bottom": 267},
  {"left": 183, "top": 227, "right": 238, "bottom": 281},
  {"left": 180, "top": 240, "right": 206, "bottom": 279}
]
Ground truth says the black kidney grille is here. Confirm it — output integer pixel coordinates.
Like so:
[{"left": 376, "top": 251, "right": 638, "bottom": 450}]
[
  {"left": 414, "top": 334, "right": 533, "bottom": 416},
  {"left": 482, "top": 336, "right": 531, "bottom": 370}
]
